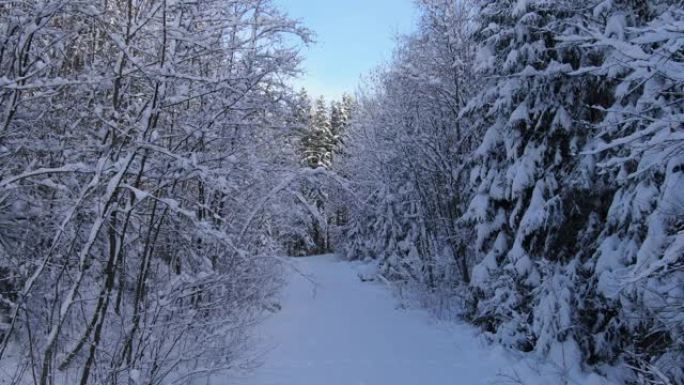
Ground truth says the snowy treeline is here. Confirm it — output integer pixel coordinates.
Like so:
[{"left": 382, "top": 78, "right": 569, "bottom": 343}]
[
  {"left": 0, "top": 1, "right": 313, "bottom": 384},
  {"left": 285, "top": 91, "right": 354, "bottom": 256},
  {"left": 338, "top": 0, "right": 684, "bottom": 383},
  {"left": 295, "top": 92, "right": 353, "bottom": 171}
]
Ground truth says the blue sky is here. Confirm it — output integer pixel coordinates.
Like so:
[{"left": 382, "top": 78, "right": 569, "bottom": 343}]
[{"left": 274, "top": 0, "right": 418, "bottom": 101}]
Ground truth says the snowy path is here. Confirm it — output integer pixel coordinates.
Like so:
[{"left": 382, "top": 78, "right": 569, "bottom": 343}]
[
  {"left": 231, "top": 255, "right": 508, "bottom": 385},
  {"left": 230, "top": 255, "right": 607, "bottom": 385}
]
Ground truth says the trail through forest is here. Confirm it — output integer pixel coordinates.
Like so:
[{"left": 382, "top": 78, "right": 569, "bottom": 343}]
[{"left": 229, "top": 255, "right": 611, "bottom": 385}]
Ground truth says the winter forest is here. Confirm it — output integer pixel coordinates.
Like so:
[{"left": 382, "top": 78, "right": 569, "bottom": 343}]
[{"left": 0, "top": 0, "right": 682, "bottom": 384}]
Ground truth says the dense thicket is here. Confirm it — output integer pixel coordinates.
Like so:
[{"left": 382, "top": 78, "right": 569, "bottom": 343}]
[
  {"left": 340, "top": 0, "right": 477, "bottom": 295},
  {"left": 0, "top": 1, "right": 311, "bottom": 384},
  {"left": 338, "top": 0, "right": 683, "bottom": 383}
]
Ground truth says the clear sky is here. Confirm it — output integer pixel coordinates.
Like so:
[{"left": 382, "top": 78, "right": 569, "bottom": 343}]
[{"left": 274, "top": 0, "right": 418, "bottom": 101}]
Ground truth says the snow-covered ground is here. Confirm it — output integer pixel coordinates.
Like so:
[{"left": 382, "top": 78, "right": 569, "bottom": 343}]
[{"left": 227, "top": 255, "right": 614, "bottom": 385}]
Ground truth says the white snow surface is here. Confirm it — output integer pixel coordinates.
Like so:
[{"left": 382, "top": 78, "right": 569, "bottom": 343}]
[{"left": 222, "top": 255, "right": 615, "bottom": 385}]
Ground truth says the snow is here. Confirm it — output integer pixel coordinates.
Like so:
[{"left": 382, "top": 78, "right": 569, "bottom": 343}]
[
  {"left": 605, "top": 14, "right": 626, "bottom": 40},
  {"left": 223, "top": 255, "right": 616, "bottom": 385},
  {"left": 593, "top": 0, "right": 613, "bottom": 18},
  {"left": 508, "top": 101, "right": 529, "bottom": 125}
]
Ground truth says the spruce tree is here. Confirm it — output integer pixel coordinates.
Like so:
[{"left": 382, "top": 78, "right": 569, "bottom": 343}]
[
  {"left": 571, "top": 1, "right": 684, "bottom": 378},
  {"left": 300, "top": 96, "right": 335, "bottom": 169},
  {"left": 462, "top": 0, "right": 613, "bottom": 353}
]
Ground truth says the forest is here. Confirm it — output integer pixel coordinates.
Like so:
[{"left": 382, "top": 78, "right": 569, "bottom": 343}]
[{"left": 0, "top": 0, "right": 682, "bottom": 385}]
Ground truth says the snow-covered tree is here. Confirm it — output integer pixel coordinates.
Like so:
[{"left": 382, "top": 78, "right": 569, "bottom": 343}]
[
  {"left": 460, "top": 0, "right": 611, "bottom": 353},
  {"left": 0, "top": 1, "right": 311, "bottom": 384},
  {"left": 339, "top": 0, "right": 682, "bottom": 382},
  {"left": 300, "top": 96, "right": 337, "bottom": 169},
  {"left": 568, "top": 2, "right": 684, "bottom": 380},
  {"left": 339, "top": 0, "right": 477, "bottom": 299}
]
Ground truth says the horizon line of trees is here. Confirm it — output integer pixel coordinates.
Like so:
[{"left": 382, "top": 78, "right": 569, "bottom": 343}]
[{"left": 289, "top": 90, "right": 355, "bottom": 256}]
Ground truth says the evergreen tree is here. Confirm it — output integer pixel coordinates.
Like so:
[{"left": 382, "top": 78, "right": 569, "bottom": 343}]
[
  {"left": 293, "top": 88, "right": 313, "bottom": 132},
  {"left": 332, "top": 94, "right": 355, "bottom": 154},
  {"left": 300, "top": 96, "right": 335, "bottom": 169},
  {"left": 571, "top": 1, "right": 684, "bottom": 379},
  {"left": 461, "top": 0, "right": 617, "bottom": 354}
]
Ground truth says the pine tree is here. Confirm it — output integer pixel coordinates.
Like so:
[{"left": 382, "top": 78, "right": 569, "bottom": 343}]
[
  {"left": 332, "top": 94, "right": 355, "bottom": 153},
  {"left": 330, "top": 101, "right": 344, "bottom": 138},
  {"left": 293, "top": 88, "right": 313, "bottom": 131},
  {"left": 569, "top": 1, "right": 684, "bottom": 379},
  {"left": 300, "top": 96, "right": 335, "bottom": 169},
  {"left": 462, "top": 0, "right": 616, "bottom": 353}
]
